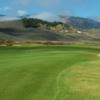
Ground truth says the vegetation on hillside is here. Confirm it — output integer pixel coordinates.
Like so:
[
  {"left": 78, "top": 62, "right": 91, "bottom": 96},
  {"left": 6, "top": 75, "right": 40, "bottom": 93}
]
[
  {"left": 1, "top": 20, "right": 100, "bottom": 42},
  {"left": 22, "top": 18, "right": 70, "bottom": 29}
]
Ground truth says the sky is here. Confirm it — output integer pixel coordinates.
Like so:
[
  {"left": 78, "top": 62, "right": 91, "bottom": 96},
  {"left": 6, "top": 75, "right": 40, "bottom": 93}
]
[{"left": 0, "top": 0, "right": 100, "bottom": 21}]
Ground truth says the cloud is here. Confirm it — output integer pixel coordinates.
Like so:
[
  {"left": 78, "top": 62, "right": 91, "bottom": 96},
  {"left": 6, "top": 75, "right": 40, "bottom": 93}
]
[
  {"left": 93, "top": 15, "right": 100, "bottom": 21},
  {"left": 17, "top": 10, "right": 27, "bottom": 16},
  {"left": 9, "top": 0, "right": 84, "bottom": 16},
  {"left": 59, "top": 10, "right": 74, "bottom": 16},
  {"left": 0, "top": 16, "right": 19, "bottom": 22},
  {"left": 0, "top": 12, "right": 60, "bottom": 22},
  {"left": 0, "top": 6, "right": 11, "bottom": 11},
  {"left": 29, "top": 12, "right": 60, "bottom": 22}
]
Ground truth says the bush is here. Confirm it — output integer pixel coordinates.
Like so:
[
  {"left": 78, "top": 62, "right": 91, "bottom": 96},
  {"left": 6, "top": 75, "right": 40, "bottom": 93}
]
[
  {"left": 43, "top": 42, "right": 71, "bottom": 45},
  {"left": 43, "top": 42, "right": 53, "bottom": 45},
  {"left": 4, "top": 40, "right": 13, "bottom": 46},
  {"left": 23, "top": 41, "right": 33, "bottom": 44},
  {"left": 0, "top": 41, "right": 4, "bottom": 45},
  {"left": 6, "top": 43, "right": 13, "bottom": 46},
  {"left": 36, "top": 42, "right": 43, "bottom": 44},
  {"left": 5, "top": 40, "right": 13, "bottom": 43},
  {"left": 84, "top": 42, "right": 100, "bottom": 44}
]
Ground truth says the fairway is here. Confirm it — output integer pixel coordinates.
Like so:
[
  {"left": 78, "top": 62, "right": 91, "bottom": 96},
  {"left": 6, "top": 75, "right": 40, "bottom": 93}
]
[{"left": 0, "top": 45, "right": 100, "bottom": 100}]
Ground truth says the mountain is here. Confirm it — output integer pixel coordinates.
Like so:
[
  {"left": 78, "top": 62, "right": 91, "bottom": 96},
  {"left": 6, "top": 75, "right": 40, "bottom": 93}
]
[
  {"left": 1, "top": 15, "right": 100, "bottom": 30},
  {"left": 60, "top": 16, "right": 100, "bottom": 30},
  {"left": 0, "top": 20, "right": 100, "bottom": 42}
]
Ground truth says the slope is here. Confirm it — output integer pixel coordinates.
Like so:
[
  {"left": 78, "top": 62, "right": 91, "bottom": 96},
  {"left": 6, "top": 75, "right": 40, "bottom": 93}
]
[
  {"left": 0, "top": 20, "right": 100, "bottom": 41},
  {"left": 60, "top": 16, "right": 100, "bottom": 30},
  {"left": 0, "top": 20, "right": 67, "bottom": 41}
]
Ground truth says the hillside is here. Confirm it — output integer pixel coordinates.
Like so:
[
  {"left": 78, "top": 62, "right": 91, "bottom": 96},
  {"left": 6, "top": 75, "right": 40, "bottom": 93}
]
[
  {"left": 60, "top": 16, "right": 100, "bottom": 30},
  {"left": 0, "top": 20, "right": 100, "bottom": 41},
  {"left": 91, "top": 28, "right": 100, "bottom": 34},
  {"left": 0, "top": 20, "right": 68, "bottom": 41}
]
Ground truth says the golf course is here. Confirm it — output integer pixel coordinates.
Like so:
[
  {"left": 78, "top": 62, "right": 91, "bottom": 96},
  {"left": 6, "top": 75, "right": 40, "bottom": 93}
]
[{"left": 0, "top": 44, "right": 100, "bottom": 100}]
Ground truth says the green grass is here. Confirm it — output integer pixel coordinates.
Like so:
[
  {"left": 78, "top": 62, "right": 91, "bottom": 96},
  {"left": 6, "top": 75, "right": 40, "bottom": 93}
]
[{"left": 0, "top": 45, "right": 100, "bottom": 100}]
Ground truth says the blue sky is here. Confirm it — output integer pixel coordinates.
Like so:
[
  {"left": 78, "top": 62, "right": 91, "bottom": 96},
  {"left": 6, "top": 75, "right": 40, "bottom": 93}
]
[{"left": 0, "top": 0, "right": 100, "bottom": 21}]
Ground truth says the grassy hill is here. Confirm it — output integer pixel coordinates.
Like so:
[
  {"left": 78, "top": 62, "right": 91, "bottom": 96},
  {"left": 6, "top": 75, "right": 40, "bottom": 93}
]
[
  {"left": 0, "top": 20, "right": 67, "bottom": 41},
  {"left": 0, "top": 20, "right": 100, "bottom": 41},
  {"left": 91, "top": 28, "right": 100, "bottom": 34},
  {"left": 60, "top": 16, "right": 100, "bottom": 30}
]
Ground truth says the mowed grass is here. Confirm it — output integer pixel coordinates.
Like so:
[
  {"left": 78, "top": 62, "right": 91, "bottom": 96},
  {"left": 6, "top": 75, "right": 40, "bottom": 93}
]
[{"left": 0, "top": 45, "right": 100, "bottom": 100}]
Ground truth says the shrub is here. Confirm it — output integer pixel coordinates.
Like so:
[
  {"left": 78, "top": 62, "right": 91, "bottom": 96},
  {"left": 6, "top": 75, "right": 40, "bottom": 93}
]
[
  {"left": 65, "top": 42, "right": 71, "bottom": 45},
  {"left": 5, "top": 40, "right": 13, "bottom": 43},
  {"left": 6, "top": 43, "right": 13, "bottom": 46},
  {"left": 84, "top": 42, "right": 100, "bottom": 44},
  {"left": 71, "top": 42, "right": 76, "bottom": 45},
  {"left": 5, "top": 40, "right": 13, "bottom": 46},
  {"left": 24, "top": 41, "right": 32, "bottom": 44},
  {"left": 0, "top": 41, "right": 4, "bottom": 45},
  {"left": 36, "top": 41, "right": 43, "bottom": 44},
  {"left": 43, "top": 42, "right": 54, "bottom": 45},
  {"left": 43, "top": 42, "right": 71, "bottom": 45}
]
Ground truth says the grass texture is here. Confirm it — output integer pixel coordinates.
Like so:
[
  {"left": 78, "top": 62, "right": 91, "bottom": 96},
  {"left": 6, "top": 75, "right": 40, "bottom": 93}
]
[{"left": 0, "top": 45, "right": 100, "bottom": 100}]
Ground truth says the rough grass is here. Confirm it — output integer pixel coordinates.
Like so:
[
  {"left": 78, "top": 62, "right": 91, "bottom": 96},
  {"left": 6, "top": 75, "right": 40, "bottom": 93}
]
[
  {"left": 0, "top": 45, "right": 100, "bottom": 100},
  {"left": 54, "top": 61, "right": 100, "bottom": 100}
]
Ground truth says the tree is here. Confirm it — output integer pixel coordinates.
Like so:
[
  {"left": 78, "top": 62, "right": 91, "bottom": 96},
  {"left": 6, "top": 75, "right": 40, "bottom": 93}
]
[{"left": 21, "top": 18, "right": 70, "bottom": 29}]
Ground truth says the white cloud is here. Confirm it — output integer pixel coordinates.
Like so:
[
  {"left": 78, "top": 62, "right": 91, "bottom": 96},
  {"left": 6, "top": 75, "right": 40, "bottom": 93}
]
[
  {"left": 93, "top": 15, "right": 100, "bottom": 21},
  {"left": 29, "top": 12, "right": 60, "bottom": 22},
  {"left": 0, "top": 12, "right": 60, "bottom": 22},
  {"left": 0, "top": 6, "right": 10, "bottom": 11},
  {"left": 17, "top": 10, "right": 27, "bottom": 16},
  {"left": 59, "top": 10, "right": 74, "bottom": 16}
]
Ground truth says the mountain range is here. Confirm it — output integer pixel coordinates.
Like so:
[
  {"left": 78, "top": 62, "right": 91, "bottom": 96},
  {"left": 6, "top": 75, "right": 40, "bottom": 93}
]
[
  {"left": 1, "top": 14, "right": 100, "bottom": 30},
  {"left": 0, "top": 20, "right": 100, "bottom": 42},
  {"left": 0, "top": 14, "right": 100, "bottom": 41}
]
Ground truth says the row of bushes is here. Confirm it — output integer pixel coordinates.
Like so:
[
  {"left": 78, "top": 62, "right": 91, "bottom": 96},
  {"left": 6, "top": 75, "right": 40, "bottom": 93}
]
[
  {"left": 0, "top": 41, "right": 72, "bottom": 46},
  {"left": 1, "top": 40, "right": 100, "bottom": 46},
  {"left": 84, "top": 42, "right": 100, "bottom": 44},
  {"left": 17, "top": 41, "right": 71, "bottom": 45},
  {"left": 0, "top": 40, "right": 13, "bottom": 46},
  {"left": 35, "top": 41, "right": 71, "bottom": 45}
]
